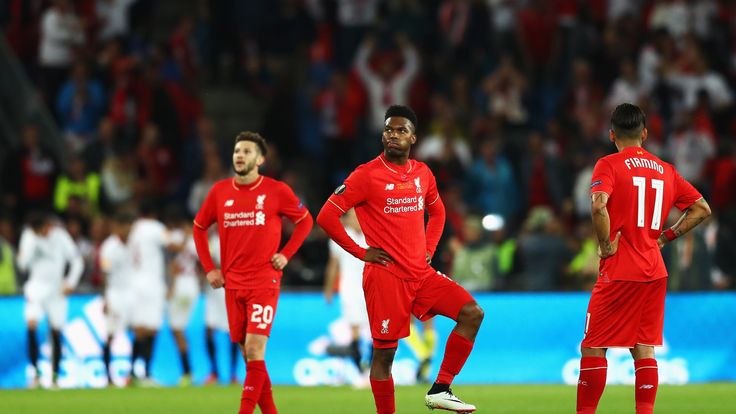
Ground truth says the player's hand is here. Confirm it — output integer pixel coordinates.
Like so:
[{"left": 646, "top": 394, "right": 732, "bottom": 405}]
[
  {"left": 657, "top": 233, "right": 667, "bottom": 249},
  {"left": 62, "top": 285, "right": 73, "bottom": 296},
  {"left": 324, "top": 289, "right": 333, "bottom": 305},
  {"left": 271, "top": 253, "right": 288, "bottom": 270},
  {"left": 364, "top": 247, "right": 394, "bottom": 266},
  {"left": 598, "top": 231, "right": 622, "bottom": 259},
  {"left": 426, "top": 252, "right": 432, "bottom": 264},
  {"left": 207, "top": 269, "right": 225, "bottom": 289}
]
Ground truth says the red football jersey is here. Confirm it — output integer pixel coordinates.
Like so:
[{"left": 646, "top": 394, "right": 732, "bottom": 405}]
[
  {"left": 590, "top": 146, "right": 702, "bottom": 282},
  {"left": 194, "top": 176, "right": 310, "bottom": 289},
  {"left": 326, "top": 154, "right": 442, "bottom": 281}
]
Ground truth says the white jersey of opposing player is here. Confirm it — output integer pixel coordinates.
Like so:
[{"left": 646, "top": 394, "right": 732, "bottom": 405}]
[
  {"left": 168, "top": 229, "right": 201, "bottom": 330},
  {"left": 99, "top": 234, "right": 134, "bottom": 333},
  {"left": 205, "top": 232, "right": 228, "bottom": 331},
  {"left": 17, "top": 225, "right": 83, "bottom": 328},
  {"left": 128, "top": 218, "right": 168, "bottom": 293},
  {"left": 99, "top": 234, "right": 133, "bottom": 292},
  {"left": 328, "top": 227, "right": 368, "bottom": 326},
  {"left": 17, "top": 225, "right": 84, "bottom": 294}
]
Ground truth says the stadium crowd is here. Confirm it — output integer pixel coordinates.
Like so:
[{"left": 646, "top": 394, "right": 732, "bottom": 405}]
[{"left": 1, "top": 0, "right": 735, "bottom": 296}]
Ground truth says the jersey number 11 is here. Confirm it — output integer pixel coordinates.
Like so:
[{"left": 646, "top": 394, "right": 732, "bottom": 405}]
[{"left": 633, "top": 176, "right": 664, "bottom": 230}]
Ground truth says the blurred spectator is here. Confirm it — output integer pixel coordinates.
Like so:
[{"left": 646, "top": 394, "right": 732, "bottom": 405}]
[
  {"left": 187, "top": 146, "right": 227, "bottom": 217},
  {"left": 82, "top": 116, "right": 120, "bottom": 172},
  {"left": 565, "top": 220, "right": 598, "bottom": 290},
  {"left": 334, "top": 0, "right": 379, "bottom": 67},
  {"left": 56, "top": 60, "right": 106, "bottom": 150},
  {"left": 53, "top": 156, "right": 101, "bottom": 217},
  {"left": 1, "top": 125, "right": 58, "bottom": 216},
  {"left": 136, "top": 123, "right": 177, "bottom": 200},
  {"left": 479, "top": 54, "right": 528, "bottom": 125},
  {"left": 38, "top": 0, "right": 85, "bottom": 105},
  {"left": 515, "top": 206, "right": 572, "bottom": 290},
  {"left": 666, "top": 111, "right": 715, "bottom": 185},
  {"left": 519, "top": 132, "right": 566, "bottom": 214},
  {"left": 416, "top": 104, "right": 472, "bottom": 173},
  {"left": 605, "top": 58, "right": 645, "bottom": 112},
  {"left": 449, "top": 215, "right": 497, "bottom": 291},
  {"left": 0, "top": 215, "right": 18, "bottom": 295},
  {"left": 704, "top": 141, "right": 736, "bottom": 212},
  {"left": 95, "top": 0, "right": 136, "bottom": 43},
  {"left": 463, "top": 138, "right": 517, "bottom": 221},
  {"left": 100, "top": 149, "right": 137, "bottom": 209},
  {"left": 355, "top": 34, "right": 419, "bottom": 136}
]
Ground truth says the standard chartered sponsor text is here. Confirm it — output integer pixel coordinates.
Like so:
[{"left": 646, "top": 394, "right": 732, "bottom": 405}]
[
  {"left": 384, "top": 196, "right": 423, "bottom": 214},
  {"left": 223, "top": 211, "right": 264, "bottom": 227}
]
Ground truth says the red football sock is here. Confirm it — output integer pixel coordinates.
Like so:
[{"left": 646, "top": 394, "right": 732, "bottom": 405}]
[
  {"left": 635, "top": 358, "right": 658, "bottom": 414},
  {"left": 258, "top": 367, "right": 278, "bottom": 414},
  {"left": 576, "top": 356, "right": 608, "bottom": 414},
  {"left": 435, "top": 331, "right": 474, "bottom": 385},
  {"left": 370, "top": 377, "right": 395, "bottom": 414},
  {"left": 239, "top": 360, "right": 267, "bottom": 414}
]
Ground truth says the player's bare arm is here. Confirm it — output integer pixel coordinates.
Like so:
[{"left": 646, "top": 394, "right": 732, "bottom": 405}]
[
  {"left": 363, "top": 246, "right": 394, "bottom": 266},
  {"left": 206, "top": 269, "right": 224, "bottom": 289},
  {"left": 591, "top": 191, "right": 622, "bottom": 259},
  {"left": 657, "top": 198, "right": 712, "bottom": 248}
]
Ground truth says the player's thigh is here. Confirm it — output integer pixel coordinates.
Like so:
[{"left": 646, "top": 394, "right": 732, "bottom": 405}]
[
  {"left": 413, "top": 271, "right": 474, "bottom": 322},
  {"left": 243, "top": 288, "right": 280, "bottom": 336},
  {"left": 637, "top": 278, "right": 667, "bottom": 346},
  {"left": 582, "top": 280, "right": 648, "bottom": 348},
  {"left": 131, "top": 289, "right": 165, "bottom": 329},
  {"left": 225, "top": 288, "right": 247, "bottom": 343},
  {"left": 45, "top": 291, "right": 68, "bottom": 330},
  {"left": 362, "top": 265, "right": 413, "bottom": 341}
]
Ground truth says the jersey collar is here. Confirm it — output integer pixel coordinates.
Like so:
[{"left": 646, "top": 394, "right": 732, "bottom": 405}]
[
  {"left": 231, "top": 175, "right": 264, "bottom": 191},
  {"left": 378, "top": 153, "right": 414, "bottom": 175}
]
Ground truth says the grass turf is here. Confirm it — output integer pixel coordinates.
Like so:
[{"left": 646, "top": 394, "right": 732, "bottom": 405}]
[{"left": 1, "top": 384, "right": 734, "bottom": 413}]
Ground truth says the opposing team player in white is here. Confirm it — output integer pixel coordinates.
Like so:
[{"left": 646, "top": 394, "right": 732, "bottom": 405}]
[
  {"left": 323, "top": 208, "right": 370, "bottom": 382},
  {"left": 99, "top": 212, "right": 135, "bottom": 386},
  {"left": 17, "top": 212, "right": 84, "bottom": 388},
  {"left": 203, "top": 231, "right": 239, "bottom": 384},
  {"left": 127, "top": 203, "right": 171, "bottom": 385},
  {"left": 166, "top": 212, "right": 200, "bottom": 386}
]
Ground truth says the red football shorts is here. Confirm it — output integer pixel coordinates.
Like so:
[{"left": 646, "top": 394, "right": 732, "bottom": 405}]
[
  {"left": 581, "top": 278, "right": 667, "bottom": 348},
  {"left": 363, "top": 264, "right": 474, "bottom": 346},
  {"left": 225, "top": 287, "right": 280, "bottom": 343}
]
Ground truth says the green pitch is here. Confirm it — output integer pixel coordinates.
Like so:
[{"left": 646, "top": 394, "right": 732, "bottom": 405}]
[{"left": 2, "top": 384, "right": 734, "bottom": 413}]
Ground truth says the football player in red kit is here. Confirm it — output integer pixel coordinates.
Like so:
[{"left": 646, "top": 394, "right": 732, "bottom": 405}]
[
  {"left": 193, "top": 132, "right": 313, "bottom": 414},
  {"left": 317, "top": 105, "right": 484, "bottom": 413},
  {"left": 577, "top": 103, "right": 711, "bottom": 414}
]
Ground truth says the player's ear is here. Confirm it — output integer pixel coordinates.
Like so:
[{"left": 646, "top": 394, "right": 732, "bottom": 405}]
[
  {"left": 410, "top": 134, "right": 416, "bottom": 145},
  {"left": 256, "top": 154, "right": 265, "bottom": 167},
  {"left": 641, "top": 127, "right": 648, "bottom": 143},
  {"left": 609, "top": 129, "right": 615, "bottom": 143}
]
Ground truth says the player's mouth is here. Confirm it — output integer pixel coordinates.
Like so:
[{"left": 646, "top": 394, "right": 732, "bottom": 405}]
[{"left": 386, "top": 141, "right": 401, "bottom": 149}]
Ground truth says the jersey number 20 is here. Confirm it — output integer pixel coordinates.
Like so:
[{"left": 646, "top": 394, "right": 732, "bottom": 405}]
[{"left": 633, "top": 176, "right": 664, "bottom": 230}]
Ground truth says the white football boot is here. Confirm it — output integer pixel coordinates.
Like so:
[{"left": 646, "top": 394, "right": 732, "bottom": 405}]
[{"left": 425, "top": 389, "right": 477, "bottom": 413}]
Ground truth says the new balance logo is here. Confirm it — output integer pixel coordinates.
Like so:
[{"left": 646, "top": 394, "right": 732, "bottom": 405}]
[
  {"left": 639, "top": 384, "right": 655, "bottom": 389},
  {"left": 385, "top": 184, "right": 395, "bottom": 190},
  {"left": 224, "top": 200, "right": 234, "bottom": 207}
]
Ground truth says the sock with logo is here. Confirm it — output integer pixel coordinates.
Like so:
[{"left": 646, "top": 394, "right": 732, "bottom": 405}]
[
  {"left": 370, "top": 376, "right": 395, "bottom": 414},
  {"left": 576, "top": 356, "right": 607, "bottom": 414},
  {"left": 435, "top": 331, "right": 473, "bottom": 385},
  {"left": 635, "top": 358, "right": 658, "bottom": 414},
  {"left": 258, "top": 368, "right": 278, "bottom": 414},
  {"left": 239, "top": 360, "right": 268, "bottom": 414}
]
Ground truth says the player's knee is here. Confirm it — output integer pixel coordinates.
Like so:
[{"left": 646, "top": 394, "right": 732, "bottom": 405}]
[
  {"left": 458, "top": 302, "right": 484, "bottom": 329},
  {"left": 243, "top": 342, "right": 265, "bottom": 360}
]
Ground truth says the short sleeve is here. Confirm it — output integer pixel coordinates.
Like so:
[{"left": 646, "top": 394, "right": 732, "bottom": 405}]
[
  {"left": 194, "top": 185, "right": 218, "bottom": 229},
  {"left": 673, "top": 169, "right": 702, "bottom": 211},
  {"left": 590, "top": 159, "right": 614, "bottom": 196},
  {"left": 278, "top": 183, "right": 310, "bottom": 223},
  {"left": 326, "top": 167, "right": 368, "bottom": 213}
]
